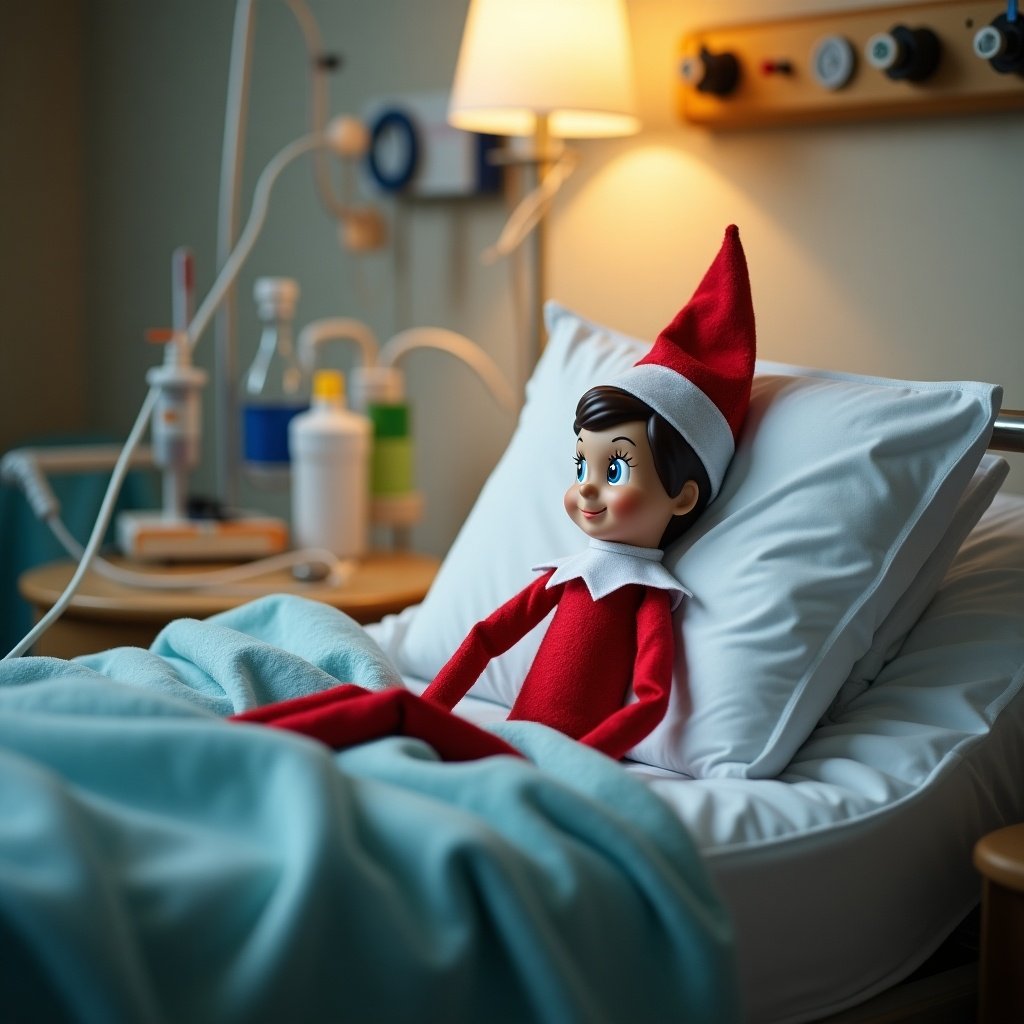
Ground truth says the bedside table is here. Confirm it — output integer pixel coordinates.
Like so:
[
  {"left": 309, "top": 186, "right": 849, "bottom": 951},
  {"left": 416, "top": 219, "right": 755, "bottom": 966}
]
[
  {"left": 19, "top": 551, "right": 439, "bottom": 659},
  {"left": 974, "top": 822, "right": 1024, "bottom": 1024}
]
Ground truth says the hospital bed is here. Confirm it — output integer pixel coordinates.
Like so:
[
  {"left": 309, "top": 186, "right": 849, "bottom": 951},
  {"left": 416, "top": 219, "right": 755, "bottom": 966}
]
[{"left": 1, "top": 301, "right": 1022, "bottom": 1023}]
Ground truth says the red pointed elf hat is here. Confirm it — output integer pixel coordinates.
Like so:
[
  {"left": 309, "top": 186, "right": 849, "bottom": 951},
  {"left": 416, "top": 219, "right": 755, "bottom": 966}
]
[{"left": 610, "top": 224, "right": 755, "bottom": 500}]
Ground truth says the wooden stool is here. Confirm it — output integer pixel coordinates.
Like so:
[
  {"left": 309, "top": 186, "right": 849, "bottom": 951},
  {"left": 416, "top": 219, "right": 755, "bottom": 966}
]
[{"left": 974, "top": 823, "right": 1024, "bottom": 1024}]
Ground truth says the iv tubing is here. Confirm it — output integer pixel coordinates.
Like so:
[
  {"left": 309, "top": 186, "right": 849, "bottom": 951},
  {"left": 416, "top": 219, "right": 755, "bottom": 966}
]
[
  {"left": 285, "top": 0, "right": 352, "bottom": 221},
  {"left": 189, "top": 131, "right": 327, "bottom": 354},
  {"left": 380, "top": 328, "right": 520, "bottom": 413},
  {"left": 46, "top": 518, "right": 350, "bottom": 591},
  {"left": 5, "top": 387, "right": 159, "bottom": 659}
]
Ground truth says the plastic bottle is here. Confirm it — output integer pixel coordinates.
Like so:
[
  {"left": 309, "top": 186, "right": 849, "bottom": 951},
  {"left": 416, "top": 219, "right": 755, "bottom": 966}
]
[
  {"left": 242, "top": 277, "right": 308, "bottom": 488},
  {"left": 289, "top": 369, "right": 372, "bottom": 558},
  {"left": 350, "top": 365, "right": 423, "bottom": 544}
]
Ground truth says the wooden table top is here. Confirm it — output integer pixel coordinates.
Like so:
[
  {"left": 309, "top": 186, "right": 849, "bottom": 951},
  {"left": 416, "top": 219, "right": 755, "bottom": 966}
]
[{"left": 19, "top": 550, "right": 440, "bottom": 626}]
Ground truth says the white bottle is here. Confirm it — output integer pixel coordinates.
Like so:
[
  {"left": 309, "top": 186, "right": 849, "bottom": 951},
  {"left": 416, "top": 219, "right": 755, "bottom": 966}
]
[{"left": 289, "top": 369, "right": 372, "bottom": 558}]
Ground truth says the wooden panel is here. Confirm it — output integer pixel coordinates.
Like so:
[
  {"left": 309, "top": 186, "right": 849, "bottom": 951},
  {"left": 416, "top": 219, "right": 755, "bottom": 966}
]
[{"left": 678, "top": 1, "right": 1024, "bottom": 129}]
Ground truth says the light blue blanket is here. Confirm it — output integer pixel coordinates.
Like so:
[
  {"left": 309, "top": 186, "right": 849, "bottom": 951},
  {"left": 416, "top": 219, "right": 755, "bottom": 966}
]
[{"left": 0, "top": 595, "right": 737, "bottom": 1023}]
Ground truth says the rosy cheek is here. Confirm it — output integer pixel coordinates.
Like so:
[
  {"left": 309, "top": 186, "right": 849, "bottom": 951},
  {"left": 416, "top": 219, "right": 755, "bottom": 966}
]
[{"left": 606, "top": 488, "right": 642, "bottom": 519}]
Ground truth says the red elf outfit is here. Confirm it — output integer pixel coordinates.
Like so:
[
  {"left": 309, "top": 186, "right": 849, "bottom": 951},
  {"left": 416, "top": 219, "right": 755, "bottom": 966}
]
[
  {"left": 421, "top": 224, "right": 756, "bottom": 760},
  {"left": 234, "top": 226, "right": 756, "bottom": 762},
  {"left": 422, "top": 545, "right": 687, "bottom": 761}
]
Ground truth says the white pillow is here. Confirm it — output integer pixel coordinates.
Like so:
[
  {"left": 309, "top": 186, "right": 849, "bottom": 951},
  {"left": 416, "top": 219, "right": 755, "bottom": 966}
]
[
  {"left": 398, "top": 303, "right": 1002, "bottom": 778},
  {"left": 831, "top": 451, "right": 1008, "bottom": 712}
]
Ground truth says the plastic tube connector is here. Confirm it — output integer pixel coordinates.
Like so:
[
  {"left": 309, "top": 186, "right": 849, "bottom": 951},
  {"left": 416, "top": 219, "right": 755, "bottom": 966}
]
[
  {"left": 0, "top": 450, "right": 60, "bottom": 519},
  {"left": 325, "top": 115, "right": 371, "bottom": 158}
]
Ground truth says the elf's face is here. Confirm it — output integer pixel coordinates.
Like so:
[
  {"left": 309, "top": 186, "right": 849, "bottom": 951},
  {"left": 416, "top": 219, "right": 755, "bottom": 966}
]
[{"left": 564, "top": 420, "right": 699, "bottom": 548}]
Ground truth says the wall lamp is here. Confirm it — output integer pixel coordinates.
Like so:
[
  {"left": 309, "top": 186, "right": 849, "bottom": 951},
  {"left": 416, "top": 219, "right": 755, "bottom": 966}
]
[{"left": 447, "top": 0, "right": 640, "bottom": 360}]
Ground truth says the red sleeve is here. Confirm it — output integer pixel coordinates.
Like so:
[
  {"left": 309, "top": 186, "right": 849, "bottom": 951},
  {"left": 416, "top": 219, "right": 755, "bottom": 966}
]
[
  {"left": 579, "top": 588, "right": 675, "bottom": 760},
  {"left": 421, "top": 571, "right": 563, "bottom": 710}
]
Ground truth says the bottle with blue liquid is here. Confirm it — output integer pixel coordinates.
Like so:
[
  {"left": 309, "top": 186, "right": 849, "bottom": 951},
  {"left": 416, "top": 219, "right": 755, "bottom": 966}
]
[{"left": 242, "top": 277, "right": 308, "bottom": 488}]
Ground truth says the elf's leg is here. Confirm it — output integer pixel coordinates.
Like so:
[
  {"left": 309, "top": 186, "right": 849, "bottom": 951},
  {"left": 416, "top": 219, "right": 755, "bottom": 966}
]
[{"left": 231, "top": 684, "right": 522, "bottom": 762}]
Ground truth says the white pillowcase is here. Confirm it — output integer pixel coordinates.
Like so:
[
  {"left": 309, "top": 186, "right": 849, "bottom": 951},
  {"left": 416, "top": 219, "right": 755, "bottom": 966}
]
[
  {"left": 398, "top": 303, "right": 1002, "bottom": 778},
  {"left": 831, "top": 451, "right": 1008, "bottom": 712}
]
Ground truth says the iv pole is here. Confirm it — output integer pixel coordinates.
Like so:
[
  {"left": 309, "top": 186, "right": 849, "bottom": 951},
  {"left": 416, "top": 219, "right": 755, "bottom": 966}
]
[{"left": 215, "top": 0, "right": 358, "bottom": 510}]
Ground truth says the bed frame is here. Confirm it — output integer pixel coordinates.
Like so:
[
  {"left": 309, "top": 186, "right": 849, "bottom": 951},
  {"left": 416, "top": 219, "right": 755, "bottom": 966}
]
[
  {"left": 992, "top": 409, "right": 1024, "bottom": 453},
  {"left": 820, "top": 410, "right": 1022, "bottom": 1023}
]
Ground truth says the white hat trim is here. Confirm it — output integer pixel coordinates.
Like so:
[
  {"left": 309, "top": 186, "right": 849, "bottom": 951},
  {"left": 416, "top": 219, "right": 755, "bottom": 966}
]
[{"left": 608, "top": 364, "right": 734, "bottom": 500}]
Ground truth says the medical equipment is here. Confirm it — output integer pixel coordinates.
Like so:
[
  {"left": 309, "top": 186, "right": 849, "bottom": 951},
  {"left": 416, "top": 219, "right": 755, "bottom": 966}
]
[
  {"left": 117, "top": 255, "right": 293, "bottom": 562},
  {"left": 112, "top": 0, "right": 383, "bottom": 563},
  {"left": 676, "top": 1, "right": 1024, "bottom": 131},
  {"left": 290, "top": 370, "right": 372, "bottom": 558},
  {"left": 362, "top": 92, "right": 502, "bottom": 198},
  {"left": 2, "top": 116, "right": 365, "bottom": 661},
  {"left": 297, "top": 319, "right": 518, "bottom": 545}
]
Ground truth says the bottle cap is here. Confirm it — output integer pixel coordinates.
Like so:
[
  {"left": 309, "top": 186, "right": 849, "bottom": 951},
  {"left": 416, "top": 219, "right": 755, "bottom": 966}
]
[
  {"left": 351, "top": 365, "right": 404, "bottom": 407},
  {"left": 312, "top": 369, "right": 345, "bottom": 403}
]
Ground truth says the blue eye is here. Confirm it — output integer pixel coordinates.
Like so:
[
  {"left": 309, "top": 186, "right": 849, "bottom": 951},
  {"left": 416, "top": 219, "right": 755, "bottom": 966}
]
[
  {"left": 607, "top": 458, "right": 631, "bottom": 486},
  {"left": 575, "top": 457, "right": 587, "bottom": 483}
]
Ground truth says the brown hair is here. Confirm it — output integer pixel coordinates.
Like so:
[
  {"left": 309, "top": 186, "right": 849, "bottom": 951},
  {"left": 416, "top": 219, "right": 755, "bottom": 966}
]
[{"left": 573, "top": 386, "right": 710, "bottom": 549}]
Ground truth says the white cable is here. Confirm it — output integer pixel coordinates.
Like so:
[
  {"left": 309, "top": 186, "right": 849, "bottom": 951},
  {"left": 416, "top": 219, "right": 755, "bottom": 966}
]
[
  {"left": 5, "top": 387, "right": 159, "bottom": 660},
  {"left": 189, "top": 130, "right": 329, "bottom": 355},
  {"left": 46, "top": 517, "right": 352, "bottom": 591},
  {"left": 380, "top": 327, "right": 520, "bottom": 413},
  {"left": 297, "top": 317, "right": 379, "bottom": 373}
]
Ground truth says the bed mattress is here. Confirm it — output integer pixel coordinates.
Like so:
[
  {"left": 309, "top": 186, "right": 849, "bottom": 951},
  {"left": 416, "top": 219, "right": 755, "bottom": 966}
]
[{"left": 371, "top": 491, "right": 1024, "bottom": 1023}]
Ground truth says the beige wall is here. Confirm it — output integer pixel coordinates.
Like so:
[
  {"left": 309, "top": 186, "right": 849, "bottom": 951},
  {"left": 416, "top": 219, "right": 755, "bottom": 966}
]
[
  {"left": 560, "top": 0, "right": 1023, "bottom": 505},
  {"left": 556, "top": 0, "right": 1024, "bottom": 443},
  {"left": 6, "top": 0, "right": 1021, "bottom": 556}
]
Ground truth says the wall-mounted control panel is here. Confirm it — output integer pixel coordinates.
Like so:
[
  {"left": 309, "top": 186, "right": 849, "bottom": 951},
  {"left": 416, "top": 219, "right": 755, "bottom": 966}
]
[{"left": 678, "top": 1, "right": 1024, "bottom": 128}]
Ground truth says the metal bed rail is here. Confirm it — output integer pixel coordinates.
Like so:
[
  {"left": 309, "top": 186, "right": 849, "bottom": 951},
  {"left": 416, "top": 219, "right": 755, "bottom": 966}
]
[{"left": 991, "top": 410, "right": 1024, "bottom": 454}]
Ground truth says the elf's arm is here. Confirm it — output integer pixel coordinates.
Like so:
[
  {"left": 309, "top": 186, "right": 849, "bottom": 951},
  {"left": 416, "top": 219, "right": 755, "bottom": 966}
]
[
  {"left": 579, "top": 587, "right": 675, "bottom": 761},
  {"left": 422, "top": 570, "right": 563, "bottom": 710}
]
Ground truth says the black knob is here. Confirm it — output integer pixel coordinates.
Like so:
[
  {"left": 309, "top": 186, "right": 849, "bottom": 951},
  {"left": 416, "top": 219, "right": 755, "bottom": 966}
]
[
  {"left": 865, "top": 25, "right": 941, "bottom": 82},
  {"left": 681, "top": 46, "right": 741, "bottom": 97},
  {"left": 974, "top": 14, "right": 1024, "bottom": 75}
]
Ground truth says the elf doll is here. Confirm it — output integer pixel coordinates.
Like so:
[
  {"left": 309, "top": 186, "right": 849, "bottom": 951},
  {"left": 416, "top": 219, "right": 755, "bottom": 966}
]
[
  {"left": 233, "top": 225, "right": 756, "bottom": 762},
  {"left": 420, "top": 223, "right": 755, "bottom": 760}
]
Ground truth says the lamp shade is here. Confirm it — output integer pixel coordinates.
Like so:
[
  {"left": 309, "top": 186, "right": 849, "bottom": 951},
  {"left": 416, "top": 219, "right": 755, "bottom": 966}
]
[{"left": 448, "top": 0, "right": 640, "bottom": 139}]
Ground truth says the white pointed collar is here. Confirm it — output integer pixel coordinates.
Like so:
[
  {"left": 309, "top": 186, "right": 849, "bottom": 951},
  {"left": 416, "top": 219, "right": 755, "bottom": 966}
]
[{"left": 534, "top": 539, "right": 690, "bottom": 611}]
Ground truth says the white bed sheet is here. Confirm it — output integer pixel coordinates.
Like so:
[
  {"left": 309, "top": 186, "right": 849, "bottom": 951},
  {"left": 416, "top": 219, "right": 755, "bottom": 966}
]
[{"left": 368, "top": 491, "right": 1024, "bottom": 1024}]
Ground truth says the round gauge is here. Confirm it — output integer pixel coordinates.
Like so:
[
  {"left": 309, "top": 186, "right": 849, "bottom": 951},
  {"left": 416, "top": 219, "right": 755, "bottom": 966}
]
[
  {"left": 866, "top": 31, "right": 902, "bottom": 71},
  {"left": 679, "top": 54, "right": 704, "bottom": 87},
  {"left": 811, "top": 34, "right": 856, "bottom": 90},
  {"left": 973, "top": 25, "right": 1006, "bottom": 60}
]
